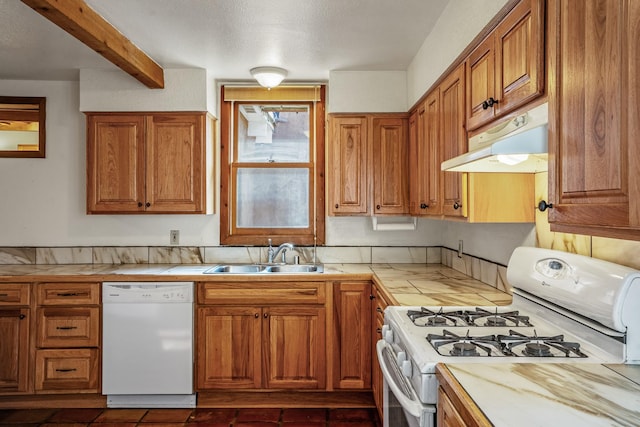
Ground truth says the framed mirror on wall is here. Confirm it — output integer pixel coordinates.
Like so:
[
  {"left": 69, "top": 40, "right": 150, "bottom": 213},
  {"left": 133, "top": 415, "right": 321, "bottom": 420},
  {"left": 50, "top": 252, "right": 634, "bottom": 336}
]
[{"left": 0, "top": 96, "right": 46, "bottom": 158}]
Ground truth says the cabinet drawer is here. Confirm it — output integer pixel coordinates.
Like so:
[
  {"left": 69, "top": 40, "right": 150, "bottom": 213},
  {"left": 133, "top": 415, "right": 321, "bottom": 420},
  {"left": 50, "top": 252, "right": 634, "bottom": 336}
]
[
  {"left": 36, "top": 283, "right": 100, "bottom": 305},
  {"left": 199, "top": 282, "right": 326, "bottom": 305},
  {"left": 37, "top": 307, "right": 100, "bottom": 348},
  {"left": 0, "top": 284, "right": 30, "bottom": 306},
  {"left": 35, "top": 349, "right": 99, "bottom": 393}
]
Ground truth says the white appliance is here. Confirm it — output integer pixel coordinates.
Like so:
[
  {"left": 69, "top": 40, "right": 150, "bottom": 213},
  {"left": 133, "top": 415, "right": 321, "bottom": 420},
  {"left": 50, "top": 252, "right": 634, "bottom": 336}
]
[
  {"left": 441, "top": 102, "right": 548, "bottom": 173},
  {"left": 378, "top": 247, "right": 640, "bottom": 427},
  {"left": 102, "top": 281, "right": 195, "bottom": 408}
]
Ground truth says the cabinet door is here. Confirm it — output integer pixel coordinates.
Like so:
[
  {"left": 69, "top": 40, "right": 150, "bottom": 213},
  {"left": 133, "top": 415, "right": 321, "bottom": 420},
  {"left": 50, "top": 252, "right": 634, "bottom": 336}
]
[
  {"left": 372, "top": 117, "right": 408, "bottom": 215},
  {"left": 196, "top": 306, "right": 262, "bottom": 389},
  {"left": 86, "top": 114, "right": 146, "bottom": 213},
  {"left": 466, "top": 34, "right": 496, "bottom": 131},
  {"left": 0, "top": 308, "right": 30, "bottom": 393},
  {"left": 466, "top": 0, "right": 544, "bottom": 131},
  {"left": 437, "top": 386, "right": 467, "bottom": 427},
  {"left": 494, "top": 0, "right": 545, "bottom": 117},
  {"left": 440, "top": 64, "right": 467, "bottom": 218},
  {"left": 548, "top": 0, "right": 639, "bottom": 238},
  {"left": 371, "top": 284, "right": 389, "bottom": 420},
  {"left": 332, "top": 281, "right": 371, "bottom": 390},
  {"left": 146, "top": 113, "right": 205, "bottom": 213},
  {"left": 264, "top": 306, "right": 325, "bottom": 389},
  {"left": 408, "top": 109, "right": 421, "bottom": 215},
  {"left": 328, "top": 116, "right": 370, "bottom": 215},
  {"left": 425, "top": 90, "right": 443, "bottom": 216}
]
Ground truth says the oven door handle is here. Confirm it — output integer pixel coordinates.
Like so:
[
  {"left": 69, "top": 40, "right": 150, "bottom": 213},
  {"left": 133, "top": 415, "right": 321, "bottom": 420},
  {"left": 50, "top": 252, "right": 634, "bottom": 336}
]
[{"left": 376, "top": 339, "right": 424, "bottom": 419}]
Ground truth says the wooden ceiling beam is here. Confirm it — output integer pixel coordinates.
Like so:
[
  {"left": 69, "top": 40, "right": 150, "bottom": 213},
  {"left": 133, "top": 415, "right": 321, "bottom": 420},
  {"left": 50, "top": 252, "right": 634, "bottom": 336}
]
[{"left": 21, "top": 0, "right": 164, "bottom": 89}]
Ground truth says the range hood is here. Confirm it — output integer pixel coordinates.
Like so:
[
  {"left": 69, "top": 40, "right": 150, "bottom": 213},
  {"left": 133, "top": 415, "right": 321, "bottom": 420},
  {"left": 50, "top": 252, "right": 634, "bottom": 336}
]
[{"left": 442, "top": 102, "right": 548, "bottom": 173}]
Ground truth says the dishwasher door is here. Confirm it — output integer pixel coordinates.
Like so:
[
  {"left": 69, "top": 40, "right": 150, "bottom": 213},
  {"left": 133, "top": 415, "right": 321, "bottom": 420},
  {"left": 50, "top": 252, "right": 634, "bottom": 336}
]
[{"left": 102, "top": 282, "right": 195, "bottom": 408}]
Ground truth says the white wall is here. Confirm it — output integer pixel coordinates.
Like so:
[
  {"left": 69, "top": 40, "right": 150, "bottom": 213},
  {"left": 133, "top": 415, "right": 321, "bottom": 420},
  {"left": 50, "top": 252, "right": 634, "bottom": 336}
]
[
  {"left": 328, "top": 71, "right": 407, "bottom": 113},
  {"left": 0, "top": 79, "right": 220, "bottom": 247}
]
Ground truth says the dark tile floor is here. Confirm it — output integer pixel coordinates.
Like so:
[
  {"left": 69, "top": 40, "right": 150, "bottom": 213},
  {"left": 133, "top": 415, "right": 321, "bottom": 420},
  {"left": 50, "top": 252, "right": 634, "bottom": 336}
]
[{"left": 0, "top": 407, "right": 381, "bottom": 427}]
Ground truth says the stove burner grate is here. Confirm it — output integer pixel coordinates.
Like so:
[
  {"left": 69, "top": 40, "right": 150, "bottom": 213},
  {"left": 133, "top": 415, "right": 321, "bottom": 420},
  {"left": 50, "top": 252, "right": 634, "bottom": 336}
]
[
  {"left": 465, "top": 307, "right": 532, "bottom": 327},
  {"left": 407, "top": 307, "right": 468, "bottom": 327},
  {"left": 498, "top": 330, "right": 588, "bottom": 358},
  {"left": 426, "top": 329, "right": 505, "bottom": 357}
]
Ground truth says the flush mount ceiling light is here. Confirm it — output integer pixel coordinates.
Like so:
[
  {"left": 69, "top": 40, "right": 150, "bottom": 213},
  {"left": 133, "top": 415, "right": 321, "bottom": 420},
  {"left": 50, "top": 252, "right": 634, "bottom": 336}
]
[{"left": 250, "top": 66, "right": 288, "bottom": 89}]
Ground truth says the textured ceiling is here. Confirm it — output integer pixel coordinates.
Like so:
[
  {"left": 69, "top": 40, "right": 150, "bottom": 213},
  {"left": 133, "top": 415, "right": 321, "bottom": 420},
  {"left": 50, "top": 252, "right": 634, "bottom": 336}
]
[{"left": 0, "top": 0, "right": 449, "bottom": 83}]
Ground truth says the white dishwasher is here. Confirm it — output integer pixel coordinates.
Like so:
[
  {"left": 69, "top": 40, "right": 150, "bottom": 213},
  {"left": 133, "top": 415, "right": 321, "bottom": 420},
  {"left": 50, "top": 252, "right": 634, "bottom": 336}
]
[{"left": 102, "top": 282, "right": 195, "bottom": 408}]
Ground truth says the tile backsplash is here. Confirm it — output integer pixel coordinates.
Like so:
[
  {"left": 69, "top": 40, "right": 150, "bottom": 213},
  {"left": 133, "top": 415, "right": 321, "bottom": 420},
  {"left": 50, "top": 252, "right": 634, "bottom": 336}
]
[{"left": 0, "top": 245, "right": 444, "bottom": 266}]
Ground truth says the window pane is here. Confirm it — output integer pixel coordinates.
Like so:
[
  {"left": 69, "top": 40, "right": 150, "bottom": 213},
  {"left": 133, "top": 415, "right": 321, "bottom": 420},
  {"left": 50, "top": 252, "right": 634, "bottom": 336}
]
[
  {"left": 236, "top": 168, "right": 309, "bottom": 228},
  {"left": 237, "top": 104, "right": 309, "bottom": 163}
]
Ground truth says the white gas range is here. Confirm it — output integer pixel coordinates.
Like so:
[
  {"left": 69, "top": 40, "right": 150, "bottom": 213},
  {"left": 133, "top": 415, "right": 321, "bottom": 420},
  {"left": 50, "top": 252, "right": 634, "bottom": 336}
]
[{"left": 377, "top": 246, "right": 640, "bottom": 427}]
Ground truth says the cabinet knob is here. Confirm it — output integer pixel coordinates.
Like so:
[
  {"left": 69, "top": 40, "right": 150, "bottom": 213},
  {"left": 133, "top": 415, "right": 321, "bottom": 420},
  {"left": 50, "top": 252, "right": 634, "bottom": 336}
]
[
  {"left": 145, "top": 202, "right": 151, "bottom": 208},
  {"left": 538, "top": 200, "right": 554, "bottom": 212},
  {"left": 138, "top": 202, "right": 143, "bottom": 207},
  {"left": 482, "top": 97, "right": 499, "bottom": 110},
  {"left": 376, "top": 307, "right": 383, "bottom": 313},
  {"left": 369, "top": 294, "right": 375, "bottom": 300},
  {"left": 335, "top": 204, "right": 339, "bottom": 209},
  {"left": 420, "top": 203, "right": 428, "bottom": 209},
  {"left": 453, "top": 201, "right": 461, "bottom": 210},
  {"left": 19, "top": 314, "right": 26, "bottom": 320},
  {"left": 254, "top": 313, "right": 259, "bottom": 318},
  {"left": 264, "top": 312, "right": 268, "bottom": 318},
  {"left": 376, "top": 204, "right": 381, "bottom": 210}
]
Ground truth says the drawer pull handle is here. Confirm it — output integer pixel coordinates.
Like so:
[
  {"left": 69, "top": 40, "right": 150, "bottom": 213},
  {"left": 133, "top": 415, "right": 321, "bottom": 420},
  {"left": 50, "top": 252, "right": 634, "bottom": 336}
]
[
  {"left": 55, "top": 368, "right": 77, "bottom": 373},
  {"left": 56, "top": 292, "right": 83, "bottom": 297},
  {"left": 56, "top": 326, "right": 78, "bottom": 330}
]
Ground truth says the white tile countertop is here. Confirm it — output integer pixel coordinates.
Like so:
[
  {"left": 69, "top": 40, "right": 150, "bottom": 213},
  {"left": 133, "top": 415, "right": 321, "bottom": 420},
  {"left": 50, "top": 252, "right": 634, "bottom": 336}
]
[
  {"left": 0, "top": 262, "right": 512, "bottom": 306},
  {"left": 444, "top": 363, "right": 640, "bottom": 427}
]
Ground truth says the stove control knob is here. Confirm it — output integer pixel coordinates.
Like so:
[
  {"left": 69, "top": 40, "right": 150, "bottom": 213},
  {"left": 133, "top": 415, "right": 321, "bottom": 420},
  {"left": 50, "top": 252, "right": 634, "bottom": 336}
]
[
  {"left": 401, "top": 360, "right": 412, "bottom": 378},
  {"left": 382, "top": 325, "right": 394, "bottom": 343},
  {"left": 397, "top": 351, "right": 407, "bottom": 364}
]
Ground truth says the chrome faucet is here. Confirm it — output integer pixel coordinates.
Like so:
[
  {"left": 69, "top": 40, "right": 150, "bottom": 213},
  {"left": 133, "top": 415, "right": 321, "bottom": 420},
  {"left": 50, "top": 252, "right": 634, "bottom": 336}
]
[{"left": 267, "top": 239, "right": 295, "bottom": 264}]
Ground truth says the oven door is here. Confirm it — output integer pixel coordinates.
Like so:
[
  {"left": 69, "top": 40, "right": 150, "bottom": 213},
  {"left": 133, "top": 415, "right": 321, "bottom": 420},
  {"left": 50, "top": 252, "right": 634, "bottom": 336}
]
[{"left": 376, "top": 340, "right": 436, "bottom": 427}]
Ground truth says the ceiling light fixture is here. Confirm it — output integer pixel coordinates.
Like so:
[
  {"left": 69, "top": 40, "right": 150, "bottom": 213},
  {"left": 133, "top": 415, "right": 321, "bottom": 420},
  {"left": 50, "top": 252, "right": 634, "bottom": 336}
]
[{"left": 250, "top": 66, "right": 288, "bottom": 89}]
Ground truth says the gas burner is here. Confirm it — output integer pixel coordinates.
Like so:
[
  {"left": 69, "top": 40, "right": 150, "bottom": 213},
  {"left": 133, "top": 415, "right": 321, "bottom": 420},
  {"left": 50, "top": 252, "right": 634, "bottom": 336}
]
[
  {"left": 451, "top": 342, "right": 480, "bottom": 357},
  {"left": 426, "top": 329, "right": 505, "bottom": 357},
  {"left": 465, "top": 307, "right": 533, "bottom": 327},
  {"left": 497, "top": 330, "right": 588, "bottom": 358},
  {"left": 407, "top": 307, "right": 468, "bottom": 327}
]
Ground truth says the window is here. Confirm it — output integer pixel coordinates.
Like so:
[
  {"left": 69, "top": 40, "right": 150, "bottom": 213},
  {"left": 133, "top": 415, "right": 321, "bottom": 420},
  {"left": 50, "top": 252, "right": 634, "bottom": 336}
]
[{"left": 220, "top": 86, "right": 325, "bottom": 245}]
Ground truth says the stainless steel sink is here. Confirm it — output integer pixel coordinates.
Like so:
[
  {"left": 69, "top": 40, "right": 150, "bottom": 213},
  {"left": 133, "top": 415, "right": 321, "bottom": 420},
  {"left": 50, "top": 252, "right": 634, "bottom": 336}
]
[
  {"left": 265, "top": 264, "right": 323, "bottom": 273},
  {"left": 203, "top": 264, "right": 267, "bottom": 274},
  {"left": 202, "top": 263, "right": 323, "bottom": 274}
]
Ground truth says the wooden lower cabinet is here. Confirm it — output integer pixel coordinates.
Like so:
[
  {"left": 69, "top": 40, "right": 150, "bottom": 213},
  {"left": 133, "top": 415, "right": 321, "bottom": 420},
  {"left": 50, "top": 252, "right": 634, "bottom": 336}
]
[
  {"left": 0, "top": 307, "right": 30, "bottom": 394},
  {"left": 371, "top": 284, "right": 390, "bottom": 420},
  {"left": 436, "top": 364, "right": 491, "bottom": 427},
  {"left": 197, "top": 303, "right": 326, "bottom": 390},
  {"left": 34, "top": 283, "right": 101, "bottom": 394},
  {"left": 332, "top": 281, "right": 371, "bottom": 389},
  {"left": 35, "top": 349, "right": 99, "bottom": 393}
]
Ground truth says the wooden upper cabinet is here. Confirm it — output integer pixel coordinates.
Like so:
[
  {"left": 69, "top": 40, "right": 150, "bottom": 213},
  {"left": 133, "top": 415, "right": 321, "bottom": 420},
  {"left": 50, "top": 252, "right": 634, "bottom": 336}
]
[
  {"left": 328, "top": 114, "right": 408, "bottom": 216},
  {"left": 547, "top": 0, "right": 640, "bottom": 239},
  {"left": 440, "top": 64, "right": 467, "bottom": 218},
  {"left": 372, "top": 116, "right": 408, "bottom": 215},
  {"left": 328, "top": 116, "right": 370, "bottom": 215},
  {"left": 87, "top": 112, "right": 206, "bottom": 214},
  {"left": 466, "top": 0, "right": 545, "bottom": 131}
]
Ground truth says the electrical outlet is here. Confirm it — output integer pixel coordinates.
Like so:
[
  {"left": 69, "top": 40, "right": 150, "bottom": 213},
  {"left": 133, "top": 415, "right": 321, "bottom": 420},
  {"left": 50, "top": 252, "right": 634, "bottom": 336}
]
[
  {"left": 170, "top": 230, "right": 179, "bottom": 245},
  {"left": 457, "top": 240, "right": 463, "bottom": 258}
]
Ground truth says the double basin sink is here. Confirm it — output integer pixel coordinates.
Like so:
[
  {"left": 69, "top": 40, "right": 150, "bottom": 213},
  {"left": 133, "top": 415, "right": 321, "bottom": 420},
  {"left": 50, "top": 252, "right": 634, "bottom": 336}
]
[{"left": 203, "top": 263, "right": 324, "bottom": 274}]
